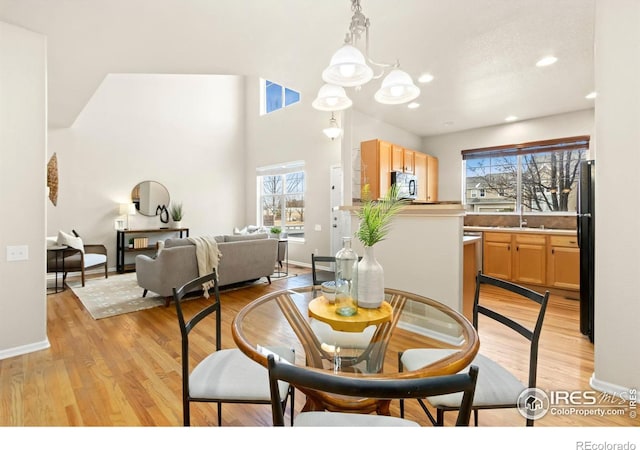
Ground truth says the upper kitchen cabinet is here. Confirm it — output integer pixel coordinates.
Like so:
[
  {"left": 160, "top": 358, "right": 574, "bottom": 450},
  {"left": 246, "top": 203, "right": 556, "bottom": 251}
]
[
  {"left": 361, "top": 139, "right": 439, "bottom": 202},
  {"left": 391, "top": 144, "right": 414, "bottom": 173},
  {"left": 361, "top": 139, "right": 392, "bottom": 200},
  {"left": 426, "top": 155, "right": 439, "bottom": 202}
]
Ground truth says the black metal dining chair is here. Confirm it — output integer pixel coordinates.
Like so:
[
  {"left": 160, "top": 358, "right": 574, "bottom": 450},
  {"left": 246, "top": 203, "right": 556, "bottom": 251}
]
[
  {"left": 267, "top": 353, "right": 479, "bottom": 427},
  {"left": 173, "top": 270, "right": 295, "bottom": 426},
  {"left": 399, "top": 271, "right": 550, "bottom": 426}
]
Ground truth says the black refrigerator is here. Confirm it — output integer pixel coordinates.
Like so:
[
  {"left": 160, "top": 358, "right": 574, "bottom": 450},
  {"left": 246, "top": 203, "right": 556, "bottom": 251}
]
[{"left": 577, "top": 160, "right": 595, "bottom": 342}]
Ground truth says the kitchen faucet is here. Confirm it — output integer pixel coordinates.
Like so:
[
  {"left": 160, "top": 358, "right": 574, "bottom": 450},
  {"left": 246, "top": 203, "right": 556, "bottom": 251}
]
[{"left": 519, "top": 205, "right": 527, "bottom": 228}]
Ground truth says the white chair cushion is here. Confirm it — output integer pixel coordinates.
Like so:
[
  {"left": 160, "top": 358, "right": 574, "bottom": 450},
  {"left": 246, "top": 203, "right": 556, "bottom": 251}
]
[
  {"left": 294, "top": 411, "right": 419, "bottom": 427},
  {"left": 84, "top": 253, "right": 107, "bottom": 268},
  {"left": 401, "top": 349, "right": 525, "bottom": 409},
  {"left": 189, "top": 347, "right": 294, "bottom": 401}
]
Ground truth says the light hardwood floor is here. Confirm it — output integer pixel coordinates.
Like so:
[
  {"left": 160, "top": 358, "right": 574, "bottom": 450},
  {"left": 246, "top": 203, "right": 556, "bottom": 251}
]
[{"left": 0, "top": 267, "right": 636, "bottom": 427}]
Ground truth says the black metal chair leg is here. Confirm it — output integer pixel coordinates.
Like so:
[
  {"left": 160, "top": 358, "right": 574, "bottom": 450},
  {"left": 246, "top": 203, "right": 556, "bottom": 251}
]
[{"left": 217, "top": 402, "right": 222, "bottom": 426}]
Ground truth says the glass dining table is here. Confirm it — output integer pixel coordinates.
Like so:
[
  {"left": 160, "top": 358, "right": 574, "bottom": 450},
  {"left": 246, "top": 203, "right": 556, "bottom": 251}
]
[{"left": 232, "top": 286, "right": 479, "bottom": 414}]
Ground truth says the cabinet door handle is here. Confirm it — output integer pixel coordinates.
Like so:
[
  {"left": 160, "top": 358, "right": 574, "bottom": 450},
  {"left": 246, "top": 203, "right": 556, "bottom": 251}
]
[
  {"left": 516, "top": 246, "right": 519, "bottom": 251},
  {"left": 507, "top": 245, "right": 510, "bottom": 251},
  {"left": 552, "top": 248, "right": 555, "bottom": 255}
]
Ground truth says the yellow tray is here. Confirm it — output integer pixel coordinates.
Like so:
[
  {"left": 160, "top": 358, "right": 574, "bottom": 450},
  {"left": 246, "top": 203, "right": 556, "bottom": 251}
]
[{"left": 308, "top": 296, "right": 392, "bottom": 332}]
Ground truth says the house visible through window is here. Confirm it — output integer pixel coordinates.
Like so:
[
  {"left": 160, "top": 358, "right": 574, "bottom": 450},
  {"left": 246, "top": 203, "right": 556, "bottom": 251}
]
[
  {"left": 257, "top": 161, "right": 305, "bottom": 239},
  {"left": 261, "top": 79, "right": 300, "bottom": 115},
  {"left": 462, "top": 136, "right": 589, "bottom": 213}
]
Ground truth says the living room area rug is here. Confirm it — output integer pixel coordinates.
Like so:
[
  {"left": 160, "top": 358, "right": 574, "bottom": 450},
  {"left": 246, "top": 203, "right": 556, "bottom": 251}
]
[{"left": 67, "top": 272, "right": 297, "bottom": 320}]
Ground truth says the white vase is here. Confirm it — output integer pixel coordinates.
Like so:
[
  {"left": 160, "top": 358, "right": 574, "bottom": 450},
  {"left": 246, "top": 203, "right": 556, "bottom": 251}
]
[
  {"left": 357, "top": 246, "right": 385, "bottom": 309},
  {"left": 173, "top": 220, "right": 182, "bottom": 229}
]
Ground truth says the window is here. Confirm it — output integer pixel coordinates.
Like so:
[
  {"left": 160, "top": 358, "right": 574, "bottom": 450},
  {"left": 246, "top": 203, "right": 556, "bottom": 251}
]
[
  {"left": 462, "top": 136, "right": 589, "bottom": 213},
  {"left": 257, "top": 161, "right": 305, "bottom": 239},
  {"left": 260, "top": 79, "right": 300, "bottom": 115}
]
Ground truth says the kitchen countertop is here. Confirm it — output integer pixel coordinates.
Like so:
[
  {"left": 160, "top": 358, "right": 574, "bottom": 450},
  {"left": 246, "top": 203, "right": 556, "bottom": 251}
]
[{"left": 464, "top": 226, "right": 576, "bottom": 236}]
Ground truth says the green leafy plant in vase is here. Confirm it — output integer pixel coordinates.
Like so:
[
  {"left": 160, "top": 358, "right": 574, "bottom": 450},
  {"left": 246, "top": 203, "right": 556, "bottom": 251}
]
[
  {"left": 355, "top": 184, "right": 408, "bottom": 308},
  {"left": 169, "top": 202, "right": 184, "bottom": 228}
]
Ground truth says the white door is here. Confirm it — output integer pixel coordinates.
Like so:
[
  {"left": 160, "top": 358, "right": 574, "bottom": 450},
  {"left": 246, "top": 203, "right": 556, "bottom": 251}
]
[{"left": 330, "top": 165, "right": 348, "bottom": 256}]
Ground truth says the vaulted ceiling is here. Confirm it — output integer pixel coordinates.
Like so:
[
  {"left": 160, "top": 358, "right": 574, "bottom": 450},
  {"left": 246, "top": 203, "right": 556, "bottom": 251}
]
[{"left": 0, "top": 0, "right": 595, "bottom": 136}]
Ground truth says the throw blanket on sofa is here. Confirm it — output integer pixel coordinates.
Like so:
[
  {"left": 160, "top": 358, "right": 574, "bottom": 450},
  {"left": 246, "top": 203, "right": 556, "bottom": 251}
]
[{"left": 187, "top": 236, "right": 222, "bottom": 298}]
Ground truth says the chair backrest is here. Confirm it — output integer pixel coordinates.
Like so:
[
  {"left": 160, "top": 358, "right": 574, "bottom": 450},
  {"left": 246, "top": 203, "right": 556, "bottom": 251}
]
[
  {"left": 173, "top": 271, "right": 222, "bottom": 387},
  {"left": 473, "top": 271, "right": 550, "bottom": 389},
  {"left": 311, "top": 254, "right": 335, "bottom": 285},
  {"left": 267, "top": 354, "right": 479, "bottom": 426}
]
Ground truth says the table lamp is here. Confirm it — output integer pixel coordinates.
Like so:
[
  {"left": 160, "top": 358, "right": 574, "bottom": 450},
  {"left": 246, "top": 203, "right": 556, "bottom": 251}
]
[{"left": 119, "top": 203, "right": 137, "bottom": 230}]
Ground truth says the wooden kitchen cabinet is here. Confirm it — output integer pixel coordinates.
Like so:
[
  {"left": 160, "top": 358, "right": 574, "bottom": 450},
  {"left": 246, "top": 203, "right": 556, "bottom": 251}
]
[
  {"left": 512, "top": 233, "right": 547, "bottom": 285},
  {"left": 548, "top": 235, "right": 580, "bottom": 290},
  {"left": 361, "top": 139, "right": 392, "bottom": 200},
  {"left": 391, "top": 145, "right": 414, "bottom": 173},
  {"left": 483, "top": 232, "right": 513, "bottom": 280},
  {"left": 484, "top": 231, "right": 546, "bottom": 285},
  {"left": 483, "top": 230, "right": 578, "bottom": 290},
  {"left": 426, "top": 154, "right": 439, "bottom": 202}
]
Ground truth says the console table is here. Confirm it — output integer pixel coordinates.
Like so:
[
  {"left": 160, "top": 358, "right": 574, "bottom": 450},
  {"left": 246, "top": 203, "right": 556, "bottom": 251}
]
[{"left": 116, "top": 227, "right": 189, "bottom": 273}]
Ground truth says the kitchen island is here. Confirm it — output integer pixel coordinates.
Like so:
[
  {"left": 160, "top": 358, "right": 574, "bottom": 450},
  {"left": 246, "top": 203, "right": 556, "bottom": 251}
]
[{"left": 341, "top": 203, "right": 466, "bottom": 314}]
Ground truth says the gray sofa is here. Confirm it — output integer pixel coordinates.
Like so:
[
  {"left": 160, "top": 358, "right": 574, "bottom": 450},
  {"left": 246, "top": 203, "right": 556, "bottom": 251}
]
[{"left": 135, "top": 233, "right": 278, "bottom": 303}]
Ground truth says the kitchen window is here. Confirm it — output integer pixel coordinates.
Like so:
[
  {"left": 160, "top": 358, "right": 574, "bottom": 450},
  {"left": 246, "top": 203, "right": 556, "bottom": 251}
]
[
  {"left": 462, "top": 136, "right": 589, "bottom": 213},
  {"left": 257, "top": 161, "right": 305, "bottom": 239}
]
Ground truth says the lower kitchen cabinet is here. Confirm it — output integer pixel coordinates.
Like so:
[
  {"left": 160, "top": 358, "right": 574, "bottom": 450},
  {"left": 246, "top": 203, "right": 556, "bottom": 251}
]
[
  {"left": 548, "top": 235, "right": 580, "bottom": 290},
  {"left": 483, "top": 230, "right": 576, "bottom": 290}
]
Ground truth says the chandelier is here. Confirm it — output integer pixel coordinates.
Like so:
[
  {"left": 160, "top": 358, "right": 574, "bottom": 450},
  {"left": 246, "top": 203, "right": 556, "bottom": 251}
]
[{"left": 312, "top": 0, "right": 420, "bottom": 112}]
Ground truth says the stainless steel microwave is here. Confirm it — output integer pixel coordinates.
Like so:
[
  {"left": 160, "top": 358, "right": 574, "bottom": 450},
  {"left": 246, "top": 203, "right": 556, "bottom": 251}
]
[{"left": 391, "top": 171, "right": 417, "bottom": 199}]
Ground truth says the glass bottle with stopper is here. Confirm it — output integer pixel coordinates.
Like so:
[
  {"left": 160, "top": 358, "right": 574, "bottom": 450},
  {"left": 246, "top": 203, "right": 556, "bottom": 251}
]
[{"left": 334, "top": 237, "right": 358, "bottom": 316}]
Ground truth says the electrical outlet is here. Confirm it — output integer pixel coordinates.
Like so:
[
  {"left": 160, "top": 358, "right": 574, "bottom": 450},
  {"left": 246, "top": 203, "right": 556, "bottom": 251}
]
[{"left": 7, "top": 245, "right": 29, "bottom": 261}]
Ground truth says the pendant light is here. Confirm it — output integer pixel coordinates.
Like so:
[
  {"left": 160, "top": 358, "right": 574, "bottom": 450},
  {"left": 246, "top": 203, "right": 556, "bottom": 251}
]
[{"left": 323, "top": 113, "right": 343, "bottom": 140}]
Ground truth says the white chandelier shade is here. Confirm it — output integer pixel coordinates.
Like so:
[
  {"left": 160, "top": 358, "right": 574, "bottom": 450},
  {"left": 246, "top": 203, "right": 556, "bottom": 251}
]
[
  {"left": 322, "top": 44, "right": 374, "bottom": 87},
  {"left": 374, "top": 69, "right": 421, "bottom": 105},
  {"left": 312, "top": 84, "right": 353, "bottom": 111}
]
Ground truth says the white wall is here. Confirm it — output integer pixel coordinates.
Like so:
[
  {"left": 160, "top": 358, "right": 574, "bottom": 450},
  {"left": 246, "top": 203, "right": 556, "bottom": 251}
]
[
  {"left": 244, "top": 76, "right": 343, "bottom": 265},
  {"left": 0, "top": 22, "right": 48, "bottom": 358},
  {"left": 591, "top": 0, "right": 640, "bottom": 392},
  {"left": 48, "top": 73, "right": 246, "bottom": 268},
  {"left": 422, "top": 109, "right": 595, "bottom": 201}
]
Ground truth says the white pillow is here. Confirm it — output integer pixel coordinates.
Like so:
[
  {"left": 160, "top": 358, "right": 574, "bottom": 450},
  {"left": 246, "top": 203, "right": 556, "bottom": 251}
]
[{"left": 57, "top": 230, "right": 84, "bottom": 253}]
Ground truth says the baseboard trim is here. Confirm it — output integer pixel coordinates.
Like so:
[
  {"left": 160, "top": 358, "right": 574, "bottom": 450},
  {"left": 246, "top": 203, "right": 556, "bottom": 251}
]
[
  {"left": 0, "top": 338, "right": 50, "bottom": 361},
  {"left": 589, "top": 372, "right": 632, "bottom": 395}
]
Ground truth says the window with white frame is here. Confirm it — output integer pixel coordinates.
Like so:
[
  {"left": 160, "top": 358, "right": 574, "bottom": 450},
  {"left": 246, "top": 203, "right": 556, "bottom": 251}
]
[
  {"left": 260, "top": 79, "right": 300, "bottom": 115},
  {"left": 257, "top": 161, "right": 305, "bottom": 239},
  {"left": 462, "top": 136, "right": 589, "bottom": 213}
]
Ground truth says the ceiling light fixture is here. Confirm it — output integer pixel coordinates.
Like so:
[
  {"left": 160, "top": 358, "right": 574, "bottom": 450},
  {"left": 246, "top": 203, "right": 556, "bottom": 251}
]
[
  {"left": 505, "top": 115, "right": 518, "bottom": 122},
  {"left": 585, "top": 91, "right": 597, "bottom": 99},
  {"left": 312, "top": 84, "right": 353, "bottom": 111},
  {"left": 418, "top": 73, "right": 434, "bottom": 83},
  {"left": 407, "top": 102, "right": 420, "bottom": 109},
  {"left": 536, "top": 56, "right": 558, "bottom": 67},
  {"left": 314, "top": 0, "right": 420, "bottom": 109},
  {"left": 323, "top": 112, "right": 343, "bottom": 140}
]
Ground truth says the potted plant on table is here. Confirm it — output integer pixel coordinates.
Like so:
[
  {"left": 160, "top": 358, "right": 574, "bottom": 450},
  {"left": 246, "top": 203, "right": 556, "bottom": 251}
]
[
  {"left": 270, "top": 226, "right": 282, "bottom": 239},
  {"left": 355, "top": 184, "right": 408, "bottom": 308},
  {"left": 169, "top": 202, "right": 184, "bottom": 228}
]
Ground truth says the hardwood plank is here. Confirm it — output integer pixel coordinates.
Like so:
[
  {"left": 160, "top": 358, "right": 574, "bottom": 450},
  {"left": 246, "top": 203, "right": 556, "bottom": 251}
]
[{"left": 0, "top": 268, "right": 635, "bottom": 427}]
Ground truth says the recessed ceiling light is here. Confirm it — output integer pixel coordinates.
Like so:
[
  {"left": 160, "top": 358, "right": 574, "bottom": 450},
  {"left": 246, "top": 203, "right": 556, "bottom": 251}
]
[
  {"left": 536, "top": 56, "right": 558, "bottom": 67},
  {"left": 585, "top": 91, "right": 597, "bottom": 99},
  {"left": 407, "top": 102, "right": 420, "bottom": 109},
  {"left": 505, "top": 115, "right": 518, "bottom": 122},
  {"left": 418, "top": 73, "right": 434, "bottom": 83}
]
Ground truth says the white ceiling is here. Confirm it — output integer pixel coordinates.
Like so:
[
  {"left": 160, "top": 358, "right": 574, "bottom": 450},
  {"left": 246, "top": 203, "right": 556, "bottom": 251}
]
[{"left": 0, "top": 0, "right": 596, "bottom": 136}]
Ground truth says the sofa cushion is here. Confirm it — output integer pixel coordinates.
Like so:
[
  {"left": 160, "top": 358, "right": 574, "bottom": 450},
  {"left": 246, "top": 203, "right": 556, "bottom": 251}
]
[{"left": 224, "top": 233, "right": 268, "bottom": 243}]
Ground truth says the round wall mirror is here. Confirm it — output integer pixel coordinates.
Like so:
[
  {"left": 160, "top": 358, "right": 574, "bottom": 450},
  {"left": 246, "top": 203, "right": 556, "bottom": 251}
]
[{"left": 131, "top": 181, "right": 170, "bottom": 217}]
